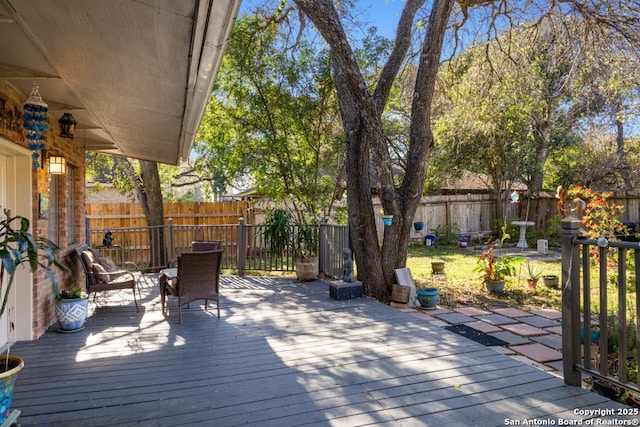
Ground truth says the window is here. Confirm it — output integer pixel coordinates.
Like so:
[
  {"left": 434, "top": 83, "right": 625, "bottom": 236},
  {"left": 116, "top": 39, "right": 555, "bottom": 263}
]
[
  {"left": 48, "top": 174, "right": 61, "bottom": 245},
  {"left": 66, "top": 166, "right": 76, "bottom": 245}
]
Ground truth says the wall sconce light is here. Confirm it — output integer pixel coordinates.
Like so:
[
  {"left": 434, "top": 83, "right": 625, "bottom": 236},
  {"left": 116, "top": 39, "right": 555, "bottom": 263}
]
[
  {"left": 58, "top": 112, "right": 77, "bottom": 138},
  {"left": 48, "top": 155, "right": 67, "bottom": 175}
]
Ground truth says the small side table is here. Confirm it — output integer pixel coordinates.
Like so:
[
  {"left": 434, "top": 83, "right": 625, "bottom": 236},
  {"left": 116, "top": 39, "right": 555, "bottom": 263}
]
[{"left": 511, "top": 221, "right": 535, "bottom": 249}]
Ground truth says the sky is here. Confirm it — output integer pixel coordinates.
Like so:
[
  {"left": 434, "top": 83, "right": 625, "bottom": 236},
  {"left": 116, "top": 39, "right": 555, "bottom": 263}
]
[{"left": 238, "top": 0, "right": 408, "bottom": 40}]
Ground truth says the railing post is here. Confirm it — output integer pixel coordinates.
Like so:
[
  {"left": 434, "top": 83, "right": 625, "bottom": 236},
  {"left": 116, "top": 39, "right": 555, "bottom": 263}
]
[
  {"left": 167, "top": 218, "right": 174, "bottom": 265},
  {"left": 237, "top": 217, "right": 246, "bottom": 277},
  {"left": 561, "top": 216, "right": 582, "bottom": 386},
  {"left": 318, "top": 222, "right": 325, "bottom": 278},
  {"left": 85, "top": 216, "right": 90, "bottom": 245}
]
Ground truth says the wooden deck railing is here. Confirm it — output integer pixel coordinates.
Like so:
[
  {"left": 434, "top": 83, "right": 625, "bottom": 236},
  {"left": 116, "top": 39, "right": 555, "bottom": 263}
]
[
  {"left": 87, "top": 219, "right": 349, "bottom": 279},
  {"left": 562, "top": 217, "right": 640, "bottom": 395}
]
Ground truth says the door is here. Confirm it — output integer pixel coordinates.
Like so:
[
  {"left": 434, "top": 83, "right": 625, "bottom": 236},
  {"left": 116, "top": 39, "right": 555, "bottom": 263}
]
[{"left": 0, "top": 152, "right": 8, "bottom": 347}]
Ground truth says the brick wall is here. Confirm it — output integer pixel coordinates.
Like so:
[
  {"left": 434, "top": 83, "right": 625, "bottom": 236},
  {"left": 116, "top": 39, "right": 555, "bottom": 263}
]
[{"left": 0, "top": 79, "right": 86, "bottom": 339}]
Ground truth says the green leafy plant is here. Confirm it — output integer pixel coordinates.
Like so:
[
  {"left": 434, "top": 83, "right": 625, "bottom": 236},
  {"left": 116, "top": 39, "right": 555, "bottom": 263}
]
[
  {"left": 59, "top": 288, "right": 85, "bottom": 300},
  {"left": 473, "top": 244, "right": 524, "bottom": 283},
  {"left": 294, "top": 222, "right": 318, "bottom": 260},
  {"left": 261, "top": 208, "right": 293, "bottom": 263},
  {"left": 525, "top": 262, "right": 543, "bottom": 281},
  {"left": 0, "top": 209, "right": 66, "bottom": 316}
]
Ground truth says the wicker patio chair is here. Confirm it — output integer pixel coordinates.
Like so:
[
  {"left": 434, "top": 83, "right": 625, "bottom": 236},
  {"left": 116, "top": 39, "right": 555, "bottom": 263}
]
[
  {"left": 191, "top": 240, "right": 222, "bottom": 252},
  {"left": 75, "top": 245, "right": 140, "bottom": 312},
  {"left": 166, "top": 240, "right": 222, "bottom": 268},
  {"left": 161, "top": 249, "right": 223, "bottom": 323}
]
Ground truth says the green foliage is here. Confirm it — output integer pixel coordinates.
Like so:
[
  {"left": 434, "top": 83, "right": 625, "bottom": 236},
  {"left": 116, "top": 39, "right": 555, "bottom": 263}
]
[
  {"left": 473, "top": 245, "right": 525, "bottom": 283},
  {"left": 59, "top": 288, "right": 84, "bottom": 299},
  {"left": 195, "top": 13, "right": 346, "bottom": 222},
  {"left": 0, "top": 210, "right": 66, "bottom": 315},
  {"left": 294, "top": 222, "right": 318, "bottom": 259},
  {"left": 525, "top": 262, "right": 543, "bottom": 281},
  {"left": 261, "top": 208, "right": 293, "bottom": 262}
]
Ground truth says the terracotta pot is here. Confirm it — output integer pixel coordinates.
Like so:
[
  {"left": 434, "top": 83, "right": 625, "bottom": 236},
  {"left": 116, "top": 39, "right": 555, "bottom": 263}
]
[
  {"left": 295, "top": 256, "right": 318, "bottom": 281},
  {"left": 526, "top": 278, "right": 538, "bottom": 289}
]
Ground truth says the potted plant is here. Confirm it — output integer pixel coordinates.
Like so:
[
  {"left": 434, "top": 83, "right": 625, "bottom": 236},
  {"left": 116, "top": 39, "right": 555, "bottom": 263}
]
[
  {"left": 473, "top": 244, "right": 524, "bottom": 293},
  {"left": 261, "top": 208, "right": 293, "bottom": 268},
  {"left": 415, "top": 285, "right": 439, "bottom": 308},
  {"left": 294, "top": 222, "right": 319, "bottom": 281},
  {"left": 542, "top": 274, "right": 560, "bottom": 289},
  {"left": 525, "top": 262, "right": 543, "bottom": 289},
  {"left": 55, "top": 287, "right": 89, "bottom": 332},
  {"left": 380, "top": 209, "right": 393, "bottom": 226},
  {"left": 0, "top": 209, "right": 64, "bottom": 423}
]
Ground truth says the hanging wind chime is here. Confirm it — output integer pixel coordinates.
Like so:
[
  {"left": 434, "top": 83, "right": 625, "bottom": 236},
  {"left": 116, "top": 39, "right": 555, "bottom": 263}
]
[{"left": 23, "top": 83, "right": 48, "bottom": 168}]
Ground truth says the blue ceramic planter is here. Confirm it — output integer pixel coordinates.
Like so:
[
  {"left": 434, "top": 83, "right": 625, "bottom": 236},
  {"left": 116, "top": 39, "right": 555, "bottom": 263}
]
[
  {"left": 416, "top": 288, "right": 439, "bottom": 308},
  {"left": 55, "top": 297, "right": 89, "bottom": 332},
  {"left": 580, "top": 327, "right": 600, "bottom": 344}
]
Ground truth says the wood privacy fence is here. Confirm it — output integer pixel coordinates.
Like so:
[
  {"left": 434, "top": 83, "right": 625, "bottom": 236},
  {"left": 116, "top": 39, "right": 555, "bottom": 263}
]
[
  {"left": 374, "top": 191, "right": 640, "bottom": 239},
  {"left": 85, "top": 201, "right": 253, "bottom": 232}
]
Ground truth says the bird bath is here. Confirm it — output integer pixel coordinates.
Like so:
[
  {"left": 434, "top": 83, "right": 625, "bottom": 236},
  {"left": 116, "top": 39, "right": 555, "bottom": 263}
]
[{"left": 511, "top": 221, "right": 535, "bottom": 249}]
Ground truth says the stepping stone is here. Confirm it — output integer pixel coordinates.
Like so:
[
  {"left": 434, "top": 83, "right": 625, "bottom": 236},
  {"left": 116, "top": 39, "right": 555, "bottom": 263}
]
[
  {"left": 532, "top": 333, "right": 563, "bottom": 350},
  {"left": 500, "top": 323, "right": 549, "bottom": 337},
  {"left": 454, "top": 307, "right": 491, "bottom": 316},
  {"left": 491, "top": 346, "right": 516, "bottom": 355},
  {"left": 410, "top": 311, "right": 437, "bottom": 321},
  {"left": 419, "top": 308, "right": 452, "bottom": 316},
  {"left": 530, "top": 308, "right": 562, "bottom": 319},
  {"left": 464, "top": 320, "right": 502, "bottom": 333},
  {"left": 475, "top": 313, "right": 519, "bottom": 325},
  {"left": 492, "top": 307, "right": 530, "bottom": 317},
  {"left": 434, "top": 312, "right": 476, "bottom": 324},
  {"left": 488, "top": 331, "right": 531, "bottom": 345},
  {"left": 545, "top": 326, "right": 562, "bottom": 334},
  {"left": 519, "top": 315, "right": 560, "bottom": 328},
  {"left": 510, "top": 343, "right": 562, "bottom": 363}
]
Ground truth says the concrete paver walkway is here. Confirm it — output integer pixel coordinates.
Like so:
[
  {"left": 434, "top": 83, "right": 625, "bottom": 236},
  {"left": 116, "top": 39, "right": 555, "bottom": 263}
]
[{"left": 408, "top": 304, "right": 566, "bottom": 376}]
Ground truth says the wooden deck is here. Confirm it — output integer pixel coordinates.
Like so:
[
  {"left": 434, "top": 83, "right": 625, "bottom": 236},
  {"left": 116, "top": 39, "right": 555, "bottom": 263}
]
[{"left": 11, "top": 275, "right": 635, "bottom": 426}]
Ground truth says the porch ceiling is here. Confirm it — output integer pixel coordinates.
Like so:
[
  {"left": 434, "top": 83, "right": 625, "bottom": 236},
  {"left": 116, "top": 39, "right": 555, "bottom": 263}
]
[{"left": 0, "top": 0, "right": 241, "bottom": 165}]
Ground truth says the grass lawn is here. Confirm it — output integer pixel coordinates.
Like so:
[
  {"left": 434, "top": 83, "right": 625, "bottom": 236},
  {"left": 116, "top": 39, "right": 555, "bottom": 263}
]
[{"left": 406, "top": 244, "right": 563, "bottom": 310}]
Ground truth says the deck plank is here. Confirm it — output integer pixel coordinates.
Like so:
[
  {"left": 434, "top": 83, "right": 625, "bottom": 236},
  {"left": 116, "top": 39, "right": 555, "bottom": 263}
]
[{"left": 11, "top": 276, "right": 633, "bottom": 426}]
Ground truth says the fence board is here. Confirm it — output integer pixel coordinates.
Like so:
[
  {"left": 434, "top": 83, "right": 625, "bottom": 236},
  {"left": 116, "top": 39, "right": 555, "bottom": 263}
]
[{"left": 86, "top": 201, "right": 250, "bottom": 231}]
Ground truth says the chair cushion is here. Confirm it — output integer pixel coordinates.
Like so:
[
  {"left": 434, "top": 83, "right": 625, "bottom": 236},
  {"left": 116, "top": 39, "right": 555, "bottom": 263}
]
[
  {"left": 81, "top": 250, "right": 96, "bottom": 267},
  {"left": 91, "top": 263, "right": 110, "bottom": 283},
  {"left": 99, "top": 256, "right": 118, "bottom": 272}
]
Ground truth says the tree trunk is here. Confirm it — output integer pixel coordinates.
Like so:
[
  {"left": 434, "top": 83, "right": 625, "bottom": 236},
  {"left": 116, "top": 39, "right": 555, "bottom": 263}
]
[
  {"left": 295, "top": 0, "right": 454, "bottom": 300},
  {"left": 140, "top": 161, "right": 166, "bottom": 268},
  {"left": 122, "top": 159, "right": 166, "bottom": 269},
  {"left": 615, "top": 102, "right": 632, "bottom": 190}
]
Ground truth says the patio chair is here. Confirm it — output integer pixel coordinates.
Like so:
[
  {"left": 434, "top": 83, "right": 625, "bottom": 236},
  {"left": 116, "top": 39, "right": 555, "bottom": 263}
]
[
  {"left": 166, "top": 240, "right": 223, "bottom": 268},
  {"left": 191, "top": 240, "right": 222, "bottom": 252},
  {"left": 75, "top": 245, "right": 140, "bottom": 312},
  {"left": 161, "top": 249, "right": 222, "bottom": 323}
]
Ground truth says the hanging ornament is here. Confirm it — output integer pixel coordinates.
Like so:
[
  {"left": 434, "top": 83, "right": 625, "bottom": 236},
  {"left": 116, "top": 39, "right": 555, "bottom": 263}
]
[
  {"left": 23, "top": 83, "right": 48, "bottom": 168},
  {"left": 510, "top": 190, "right": 520, "bottom": 204}
]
